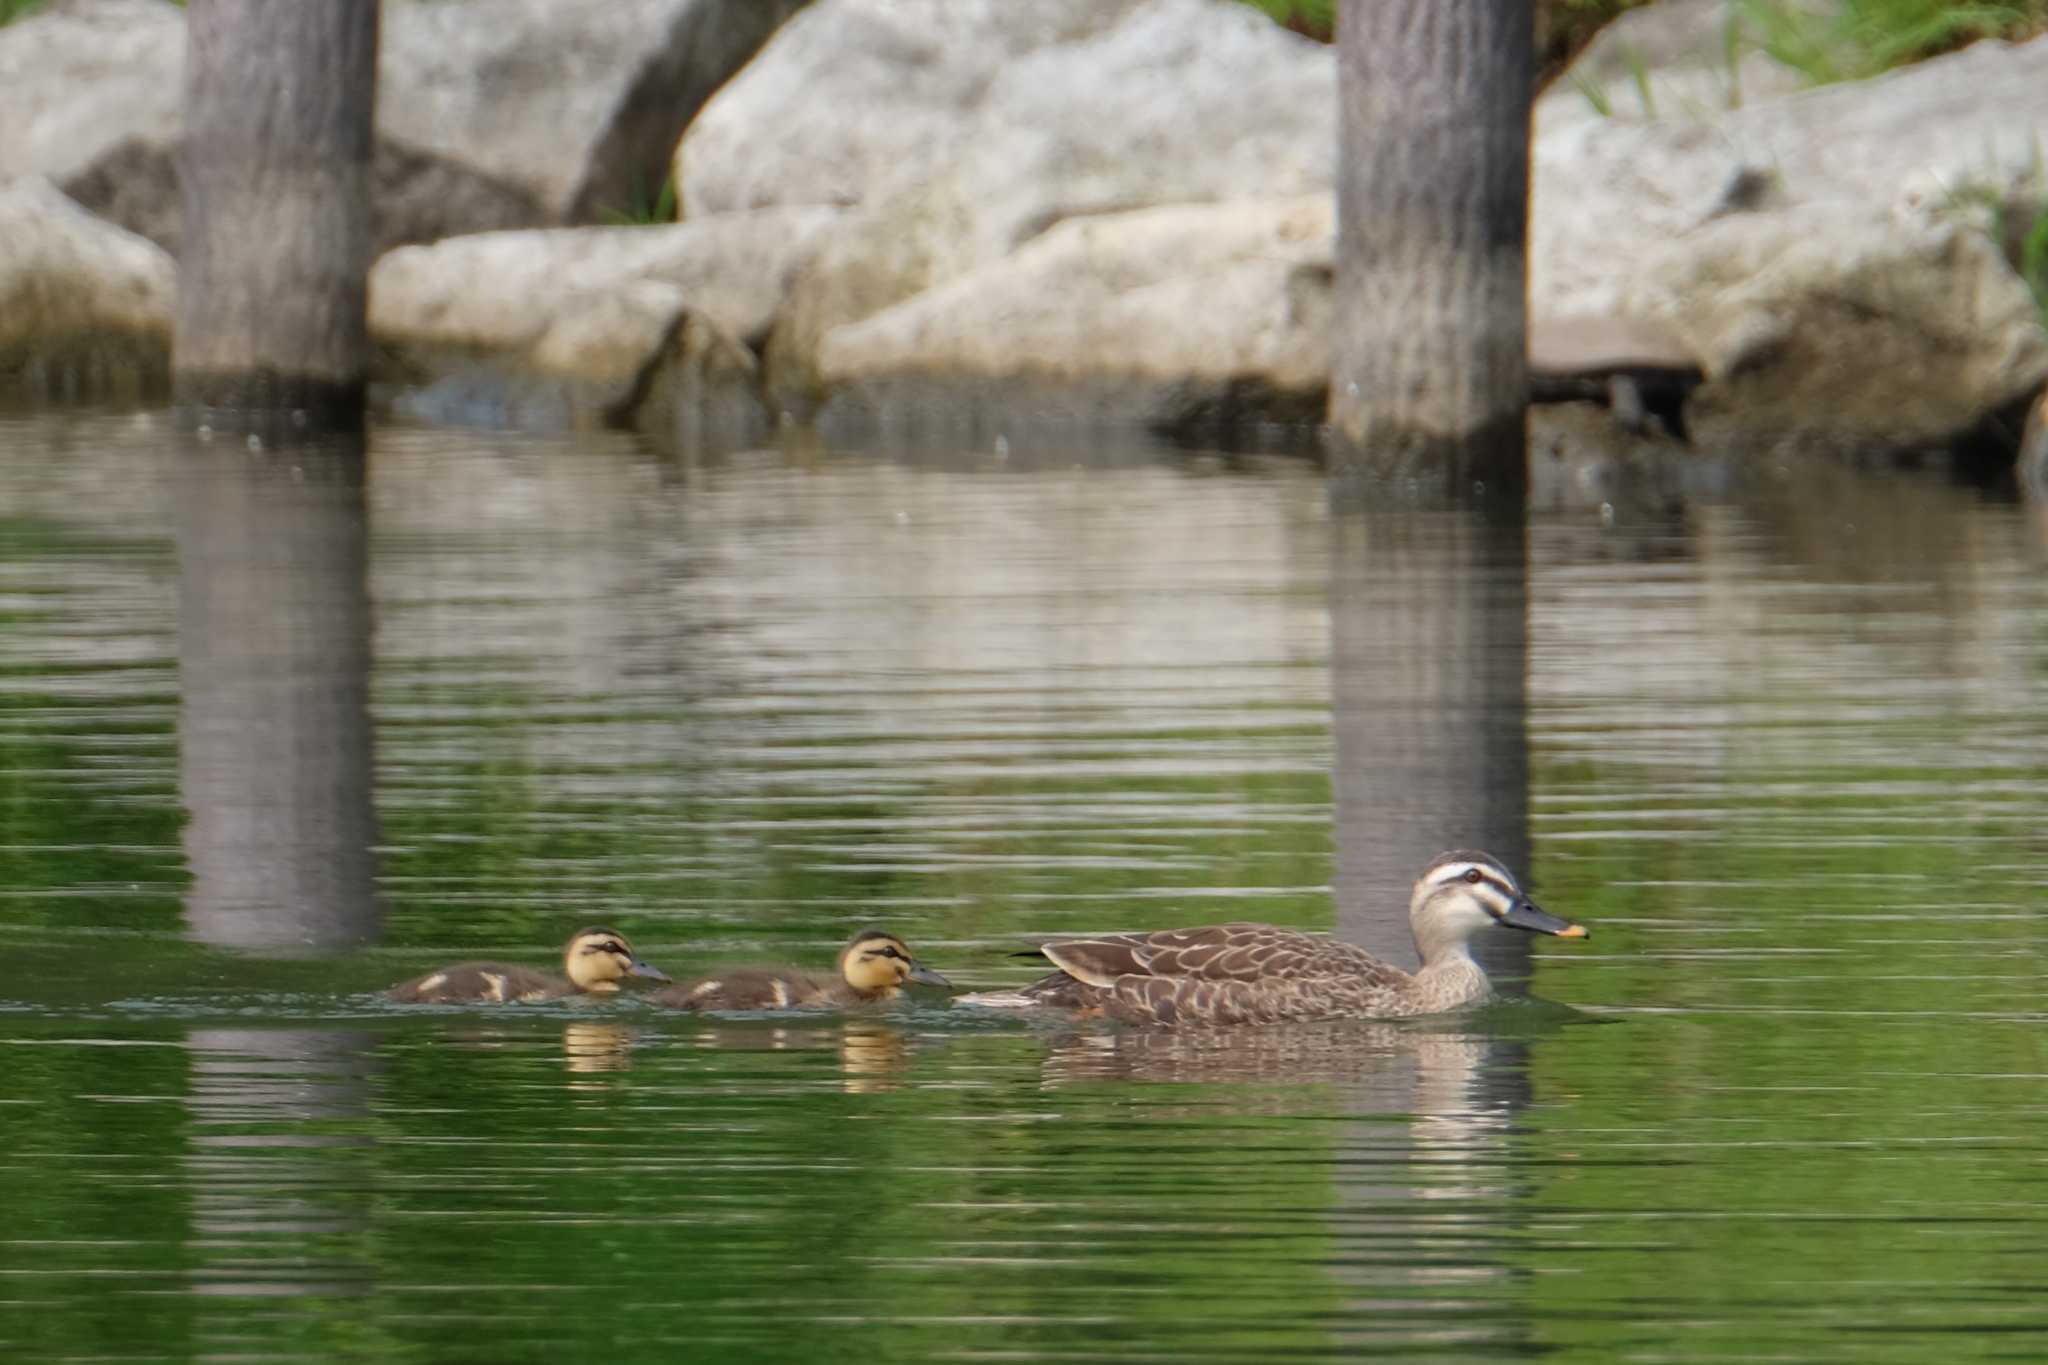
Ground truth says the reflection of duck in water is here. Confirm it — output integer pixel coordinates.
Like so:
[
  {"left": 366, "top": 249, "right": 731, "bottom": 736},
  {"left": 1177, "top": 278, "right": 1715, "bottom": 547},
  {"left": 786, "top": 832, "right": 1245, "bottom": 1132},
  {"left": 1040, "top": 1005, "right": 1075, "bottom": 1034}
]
[
  {"left": 958, "top": 851, "right": 1587, "bottom": 1025},
  {"left": 388, "top": 927, "right": 671, "bottom": 1003},
  {"left": 651, "top": 929, "right": 951, "bottom": 1011}
]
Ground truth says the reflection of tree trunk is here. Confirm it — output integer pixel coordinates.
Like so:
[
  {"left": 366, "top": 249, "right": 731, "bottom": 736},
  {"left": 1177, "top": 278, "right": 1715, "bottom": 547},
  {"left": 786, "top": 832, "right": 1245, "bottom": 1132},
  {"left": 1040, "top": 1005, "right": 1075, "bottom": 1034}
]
[
  {"left": 1326, "top": 468, "right": 1538, "bottom": 1351},
  {"left": 178, "top": 440, "right": 381, "bottom": 951},
  {"left": 183, "top": 1029, "right": 377, "bottom": 1301},
  {"left": 1329, "top": 484, "right": 1531, "bottom": 984}
]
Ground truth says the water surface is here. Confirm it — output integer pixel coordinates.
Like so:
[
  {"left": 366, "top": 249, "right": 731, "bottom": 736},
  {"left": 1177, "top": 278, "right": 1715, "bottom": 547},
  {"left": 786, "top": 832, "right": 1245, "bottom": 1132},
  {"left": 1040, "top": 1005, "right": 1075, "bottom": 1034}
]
[{"left": 2, "top": 412, "right": 2045, "bottom": 1362}]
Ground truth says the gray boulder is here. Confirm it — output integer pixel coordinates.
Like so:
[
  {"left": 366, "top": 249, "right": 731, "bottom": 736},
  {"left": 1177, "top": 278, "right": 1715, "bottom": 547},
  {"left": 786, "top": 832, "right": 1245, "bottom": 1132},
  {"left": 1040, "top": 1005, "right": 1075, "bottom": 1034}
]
[
  {"left": 370, "top": 208, "right": 839, "bottom": 431},
  {"left": 815, "top": 197, "right": 1333, "bottom": 436},
  {"left": 679, "top": 0, "right": 1334, "bottom": 396},
  {"left": 0, "top": 0, "right": 806, "bottom": 255},
  {"left": 1536, "top": 35, "right": 2048, "bottom": 450},
  {"left": 0, "top": 177, "right": 175, "bottom": 402}
]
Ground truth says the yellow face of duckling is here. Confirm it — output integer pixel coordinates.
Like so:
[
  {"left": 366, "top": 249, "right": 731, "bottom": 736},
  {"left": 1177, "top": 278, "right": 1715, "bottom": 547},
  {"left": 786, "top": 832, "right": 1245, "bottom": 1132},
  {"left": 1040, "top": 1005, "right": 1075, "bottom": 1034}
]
[
  {"left": 562, "top": 927, "right": 672, "bottom": 993},
  {"left": 838, "top": 930, "right": 952, "bottom": 997}
]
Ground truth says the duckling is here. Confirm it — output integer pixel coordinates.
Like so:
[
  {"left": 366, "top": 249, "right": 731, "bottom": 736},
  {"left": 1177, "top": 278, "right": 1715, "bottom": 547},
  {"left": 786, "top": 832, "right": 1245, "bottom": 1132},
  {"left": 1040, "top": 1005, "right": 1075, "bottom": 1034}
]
[
  {"left": 388, "top": 926, "right": 671, "bottom": 1004},
  {"left": 956, "top": 850, "right": 1587, "bottom": 1026},
  {"left": 652, "top": 928, "right": 951, "bottom": 1011}
]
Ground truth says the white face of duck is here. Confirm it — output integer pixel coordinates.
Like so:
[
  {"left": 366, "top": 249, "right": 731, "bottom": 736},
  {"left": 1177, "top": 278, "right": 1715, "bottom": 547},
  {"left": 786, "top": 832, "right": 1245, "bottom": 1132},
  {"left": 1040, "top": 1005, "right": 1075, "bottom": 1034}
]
[
  {"left": 1409, "top": 851, "right": 1588, "bottom": 955},
  {"left": 563, "top": 928, "right": 672, "bottom": 992}
]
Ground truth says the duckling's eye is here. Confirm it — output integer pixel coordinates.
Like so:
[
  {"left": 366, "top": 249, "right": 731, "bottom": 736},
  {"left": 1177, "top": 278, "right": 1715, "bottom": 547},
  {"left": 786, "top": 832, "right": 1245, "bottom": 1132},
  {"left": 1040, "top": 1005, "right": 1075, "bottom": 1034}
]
[
  {"left": 600, "top": 941, "right": 629, "bottom": 956},
  {"left": 1463, "top": 868, "right": 1482, "bottom": 885},
  {"left": 873, "top": 946, "right": 906, "bottom": 961}
]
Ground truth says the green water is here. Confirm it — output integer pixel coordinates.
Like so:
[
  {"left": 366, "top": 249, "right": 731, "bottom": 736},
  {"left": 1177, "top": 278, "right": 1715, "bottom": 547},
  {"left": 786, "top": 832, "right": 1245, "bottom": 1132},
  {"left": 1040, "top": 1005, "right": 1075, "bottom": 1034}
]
[{"left": 2, "top": 413, "right": 2045, "bottom": 1362}]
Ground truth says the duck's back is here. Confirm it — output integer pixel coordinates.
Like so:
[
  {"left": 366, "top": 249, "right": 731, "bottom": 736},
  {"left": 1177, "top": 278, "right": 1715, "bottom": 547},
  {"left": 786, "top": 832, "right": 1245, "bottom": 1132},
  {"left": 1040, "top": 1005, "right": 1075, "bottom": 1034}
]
[
  {"left": 653, "top": 967, "right": 847, "bottom": 1011},
  {"left": 388, "top": 961, "right": 572, "bottom": 1004},
  {"left": 1015, "top": 923, "right": 1418, "bottom": 1025}
]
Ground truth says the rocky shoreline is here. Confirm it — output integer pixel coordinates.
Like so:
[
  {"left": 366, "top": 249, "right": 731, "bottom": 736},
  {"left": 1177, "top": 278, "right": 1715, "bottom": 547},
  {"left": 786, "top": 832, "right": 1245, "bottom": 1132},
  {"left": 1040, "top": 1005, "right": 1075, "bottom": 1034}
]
[{"left": 5, "top": 0, "right": 2048, "bottom": 463}]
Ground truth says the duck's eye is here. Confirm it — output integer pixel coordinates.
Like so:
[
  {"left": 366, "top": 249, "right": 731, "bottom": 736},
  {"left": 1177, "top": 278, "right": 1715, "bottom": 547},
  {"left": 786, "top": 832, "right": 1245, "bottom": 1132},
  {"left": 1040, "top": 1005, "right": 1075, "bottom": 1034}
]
[
  {"left": 1463, "top": 868, "right": 1483, "bottom": 885},
  {"left": 601, "top": 941, "right": 628, "bottom": 956},
  {"left": 874, "top": 946, "right": 905, "bottom": 961}
]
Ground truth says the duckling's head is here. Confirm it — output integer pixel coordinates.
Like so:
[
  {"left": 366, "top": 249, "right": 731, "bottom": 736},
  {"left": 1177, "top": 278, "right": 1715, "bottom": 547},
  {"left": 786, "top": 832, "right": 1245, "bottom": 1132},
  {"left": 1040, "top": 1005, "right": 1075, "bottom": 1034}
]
[
  {"left": 838, "top": 929, "right": 952, "bottom": 997},
  {"left": 1409, "top": 851, "right": 1588, "bottom": 961},
  {"left": 562, "top": 927, "right": 672, "bottom": 993}
]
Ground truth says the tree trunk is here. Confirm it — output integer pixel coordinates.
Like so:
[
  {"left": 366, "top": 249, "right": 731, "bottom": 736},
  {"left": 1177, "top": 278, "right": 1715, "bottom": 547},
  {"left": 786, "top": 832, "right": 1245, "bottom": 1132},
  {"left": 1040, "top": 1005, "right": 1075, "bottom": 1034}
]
[
  {"left": 1329, "top": 0, "right": 1532, "bottom": 466},
  {"left": 176, "top": 0, "right": 380, "bottom": 429}
]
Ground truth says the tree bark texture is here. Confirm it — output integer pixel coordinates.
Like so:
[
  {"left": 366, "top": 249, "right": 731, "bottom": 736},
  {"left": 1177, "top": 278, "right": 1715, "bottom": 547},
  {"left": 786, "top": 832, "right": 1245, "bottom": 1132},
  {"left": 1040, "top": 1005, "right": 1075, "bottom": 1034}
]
[
  {"left": 176, "top": 0, "right": 379, "bottom": 426},
  {"left": 1329, "top": 0, "right": 1532, "bottom": 457}
]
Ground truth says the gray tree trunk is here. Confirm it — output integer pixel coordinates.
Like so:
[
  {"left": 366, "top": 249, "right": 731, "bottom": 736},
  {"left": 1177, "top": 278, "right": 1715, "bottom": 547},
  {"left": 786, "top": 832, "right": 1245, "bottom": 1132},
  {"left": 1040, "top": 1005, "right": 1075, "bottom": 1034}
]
[
  {"left": 1329, "top": 0, "right": 1532, "bottom": 463},
  {"left": 175, "top": 0, "right": 379, "bottom": 428}
]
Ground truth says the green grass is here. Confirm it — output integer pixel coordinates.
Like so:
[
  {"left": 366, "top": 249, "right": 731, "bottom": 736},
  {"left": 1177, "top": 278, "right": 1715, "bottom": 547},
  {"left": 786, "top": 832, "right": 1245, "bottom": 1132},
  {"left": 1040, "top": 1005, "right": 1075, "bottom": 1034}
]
[
  {"left": 0, "top": 0, "right": 44, "bottom": 24},
  {"left": 1740, "top": 0, "right": 2047, "bottom": 84}
]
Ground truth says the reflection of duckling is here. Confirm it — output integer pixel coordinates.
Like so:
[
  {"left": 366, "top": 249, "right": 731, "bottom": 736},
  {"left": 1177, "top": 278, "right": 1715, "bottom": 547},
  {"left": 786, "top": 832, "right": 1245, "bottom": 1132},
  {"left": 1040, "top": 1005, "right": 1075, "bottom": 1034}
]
[
  {"left": 388, "top": 927, "right": 671, "bottom": 1003},
  {"left": 651, "top": 929, "right": 950, "bottom": 1011},
  {"left": 958, "top": 851, "right": 1587, "bottom": 1025},
  {"left": 562, "top": 1021, "right": 635, "bottom": 1075}
]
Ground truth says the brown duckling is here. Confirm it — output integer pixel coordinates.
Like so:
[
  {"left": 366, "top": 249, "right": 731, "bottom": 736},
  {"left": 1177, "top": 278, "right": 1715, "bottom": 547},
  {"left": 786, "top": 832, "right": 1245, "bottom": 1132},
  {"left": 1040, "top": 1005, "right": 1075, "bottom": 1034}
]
[
  {"left": 388, "top": 926, "right": 671, "bottom": 1003},
  {"left": 955, "top": 850, "right": 1588, "bottom": 1026},
  {"left": 652, "top": 928, "right": 951, "bottom": 1011}
]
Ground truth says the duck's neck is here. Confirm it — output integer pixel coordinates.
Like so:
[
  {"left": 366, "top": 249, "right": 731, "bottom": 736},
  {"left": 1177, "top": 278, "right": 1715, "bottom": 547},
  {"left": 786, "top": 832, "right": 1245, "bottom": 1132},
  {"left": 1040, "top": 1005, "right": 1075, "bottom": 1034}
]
[{"left": 1409, "top": 943, "right": 1492, "bottom": 1012}]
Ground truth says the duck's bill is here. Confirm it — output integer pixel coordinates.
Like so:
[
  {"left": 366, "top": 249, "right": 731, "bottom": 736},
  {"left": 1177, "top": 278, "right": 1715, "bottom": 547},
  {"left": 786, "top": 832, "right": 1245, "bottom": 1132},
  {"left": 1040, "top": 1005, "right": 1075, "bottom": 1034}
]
[
  {"left": 1499, "top": 901, "right": 1590, "bottom": 939},
  {"left": 908, "top": 963, "right": 953, "bottom": 988},
  {"left": 629, "top": 959, "right": 674, "bottom": 983}
]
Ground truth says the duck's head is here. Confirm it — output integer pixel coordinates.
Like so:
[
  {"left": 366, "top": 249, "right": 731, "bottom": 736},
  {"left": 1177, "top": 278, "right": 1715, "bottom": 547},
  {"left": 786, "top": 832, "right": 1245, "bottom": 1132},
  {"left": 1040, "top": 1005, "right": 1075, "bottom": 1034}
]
[
  {"left": 838, "top": 929, "right": 952, "bottom": 997},
  {"left": 1409, "top": 851, "right": 1588, "bottom": 960},
  {"left": 562, "top": 927, "right": 672, "bottom": 993}
]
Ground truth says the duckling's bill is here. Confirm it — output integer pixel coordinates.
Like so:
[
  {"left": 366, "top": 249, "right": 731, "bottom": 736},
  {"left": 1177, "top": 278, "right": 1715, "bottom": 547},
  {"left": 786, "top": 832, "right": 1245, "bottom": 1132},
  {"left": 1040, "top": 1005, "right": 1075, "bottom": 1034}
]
[
  {"left": 1499, "top": 900, "right": 1589, "bottom": 938},
  {"left": 629, "top": 958, "right": 674, "bottom": 982},
  {"left": 908, "top": 961, "right": 953, "bottom": 988}
]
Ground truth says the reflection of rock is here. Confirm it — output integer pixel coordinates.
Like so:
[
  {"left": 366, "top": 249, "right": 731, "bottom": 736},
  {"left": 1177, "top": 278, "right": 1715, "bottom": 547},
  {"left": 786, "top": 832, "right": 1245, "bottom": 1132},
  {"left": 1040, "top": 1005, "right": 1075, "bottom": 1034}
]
[{"left": 0, "top": 177, "right": 173, "bottom": 403}]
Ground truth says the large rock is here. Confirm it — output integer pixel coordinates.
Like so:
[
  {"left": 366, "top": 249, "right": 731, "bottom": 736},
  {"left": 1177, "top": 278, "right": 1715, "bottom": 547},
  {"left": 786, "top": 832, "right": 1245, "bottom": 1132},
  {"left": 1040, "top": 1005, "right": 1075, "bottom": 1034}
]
[
  {"left": 1535, "top": 35, "right": 2048, "bottom": 450},
  {"left": 0, "top": 0, "right": 806, "bottom": 256},
  {"left": 0, "top": 177, "right": 175, "bottom": 402},
  {"left": 678, "top": 0, "right": 1334, "bottom": 396},
  {"left": 369, "top": 209, "right": 839, "bottom": 432},
  {"left": 790, "top": 5, "right": 2048, "bottom": 454},
  {"left": 815, "top": 197, "right": 1332, "bottom": 436},
  {"left": 379, "top": 0, "right": 809, "bottom": 226},
  {"left": 0, "top": 0, "right": 188, "bottom": 251}
]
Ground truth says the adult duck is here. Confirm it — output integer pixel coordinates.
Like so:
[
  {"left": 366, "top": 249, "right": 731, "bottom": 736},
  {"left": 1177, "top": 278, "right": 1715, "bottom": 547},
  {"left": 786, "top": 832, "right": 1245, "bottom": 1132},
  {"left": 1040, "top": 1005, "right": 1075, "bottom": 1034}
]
[{"left": 955, "top": 850, "right": 1586, "bottom": 1025}]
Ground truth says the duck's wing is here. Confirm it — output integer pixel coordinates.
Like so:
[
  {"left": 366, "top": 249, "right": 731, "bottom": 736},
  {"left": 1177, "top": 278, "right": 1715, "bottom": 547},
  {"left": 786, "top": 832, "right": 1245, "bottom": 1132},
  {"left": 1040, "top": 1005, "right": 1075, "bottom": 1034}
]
[
  {"left": 1039, "top": 923, "right": 1413, "bottom": 1025},
  {"left": 652, "top": 967, "right": 836, "bottom": 1011},
  {"left": 1043, "top": 923, "right": 1388, "bottom": 985},
  {"left": 388, "top": 961, "right": 568, "bottom": 1004}
]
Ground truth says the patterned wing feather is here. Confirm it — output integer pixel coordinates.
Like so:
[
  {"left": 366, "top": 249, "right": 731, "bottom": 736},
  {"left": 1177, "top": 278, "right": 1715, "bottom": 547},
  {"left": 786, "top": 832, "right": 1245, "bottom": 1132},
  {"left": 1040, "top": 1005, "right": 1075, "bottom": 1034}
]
[{"left": 1031, "top": 924, "right": 1419, "bottom": 1025}]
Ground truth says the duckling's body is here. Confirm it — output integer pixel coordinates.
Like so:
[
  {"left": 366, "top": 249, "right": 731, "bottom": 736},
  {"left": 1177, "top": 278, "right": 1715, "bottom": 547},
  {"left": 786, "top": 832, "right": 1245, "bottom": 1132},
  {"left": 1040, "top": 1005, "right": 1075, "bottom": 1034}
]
[
  {"left": 653, "top": 929, "right": 950, "bottom": 1011},
  {"left": 389, "top": 926, "right": 670, "bottom": 1004},
  {"left": 957, "top": 850, "right": 1587, "bottom": 1026}
]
